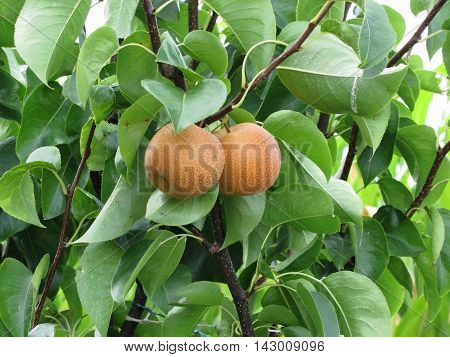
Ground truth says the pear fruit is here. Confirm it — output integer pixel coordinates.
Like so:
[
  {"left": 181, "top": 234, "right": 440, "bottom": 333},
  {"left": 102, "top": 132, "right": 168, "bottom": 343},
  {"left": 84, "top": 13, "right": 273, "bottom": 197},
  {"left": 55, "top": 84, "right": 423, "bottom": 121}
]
[
  {"left": 145, "top": 123, "right": 225, "bottom": 198},
  {"left": 215, "top": 123, "right": 281, "bottom": 196}
]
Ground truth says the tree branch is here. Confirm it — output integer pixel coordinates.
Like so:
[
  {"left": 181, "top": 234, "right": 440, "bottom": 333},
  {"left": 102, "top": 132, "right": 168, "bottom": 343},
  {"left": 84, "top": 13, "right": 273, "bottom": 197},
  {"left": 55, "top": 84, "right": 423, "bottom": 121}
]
[
  {"left": 209, "top": 203, "right": 254, "bottom": 336},
  {"left": 200, "top": 0, "right": 335, "bottom": 127},
  {"left": 407, "top": 141, "right": 450, "bottom": 218},
  {"left": 387, "top": 0, "right": 448, "bottom": 68},
  {"left": 340, "top": 122, "right": 358, "bottom": 181},
  {"left": 142, "top": 0, "right": 186, "bottom": 89},
  {"left": 188, "top": 0, "right": 199, "bottom": 33},
  {"left": 33, "top": 122, "right": 97, "bottom": 327},
  {"left": 317, "top": 112, "right": 330, "bottom": 136},
  {"left": 120, "top": 281, "right": 148, "bottom": 337}
]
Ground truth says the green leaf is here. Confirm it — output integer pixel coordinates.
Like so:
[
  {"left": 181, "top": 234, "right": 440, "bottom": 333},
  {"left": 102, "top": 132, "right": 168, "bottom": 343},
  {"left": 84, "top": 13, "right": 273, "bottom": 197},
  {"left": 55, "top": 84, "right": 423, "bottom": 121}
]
[
  {"left": 324, "top": 233, "right": 353, "bottom": 270},
  {"left": 296, "top": 282, "right": 340, "bottom": 337},
  {"left": 146, "top": 186, "right": 219, "bottom": 226},
  {"left": 383, "top": 5, "right": 406, "bottom": 44},
  {"left": 118, "top": 94, "right": 163, "bottom": 174},
  {"left": 323, "top": 271, "right": 391, "bottom": 336},
  {"left": 76, "top": 242, "right": 123, "bottom": 336},
  {"left": 89, "top": 85, "right": 116, "bottom": 124},
  {"left": 76, "top": 26, "right": 119, "bottom": 107},
  {"left": 76, "top": 175, "right": 153, "bottom": 244},
  {"left": 222, "top": 193, "right": 266, "bottom": 248},
  {"left": 117, "top": 31, "right": 158, "bottom": 102},
  {"left": 398, "top": 68, "right": 421, "bottom": 111},
  {"left": 353, "top": 104, "right": 390, "bottom": 152},
  {"left": 0, "top": 119, "right": 19, "bottom": 141},
  {"left": 104, "top": 0, "right": 141, "bottom": 38},
  {"left": 428, "top": 207, "right": 445, "bottom": 263},
  {"left": 15, "top": 0, "right": 90, "bottom": 84},
  {"left": 378, "top": 178, "right": 413, "bottom": 212},
  {"left": 354, "top": 218, "right": 389, "bottom": 280},
  {"left": 182, "top": 30, "right": 228, "bottom": 75},
  {"left": 356, "top": 0, "right": 396, "bottom": 68},
  {"left": 397, "top": 125, "right": 450, "bottom": 196},
  {"left": 358, "top": 104, "right": 399, "bottom": 185},
  {"left": 388, "top": 256, "right": 413, "bottom": 296},
  {"left": 277, "top": 33, "right": 407, "bottom": 116},
  {"left": 416, "top": 69, "right": 444, "bottom": 93},
  {"left": 71, "top": 187, "right": 102, "bottom": 221},
  {"left": 271, "top": 0, "right": 297, "bottom": 28},
  {"left": 203, "top": 0, "right": 276, "bottom": 73},
  {"left": 174, "top": 281, "right": 224, "bottom": 306},
  {"left": 374, "top": 206, "right": 425, "bottom": 257},
  {"left": 444, "top": 33, "right": 450, "bottom": 75},
  {"left": 26, "top": 146, "right": 62, "bottom": 171},
  {"left": 264, "top": 110, "right": 333, "bottom": 179},
  {"left": 375, "top": 268, "right": 405, "bottom": 316},
  {"left": 31, "top": 254, "right": 50, "bottom": 304},
  {"left": 16, "top": 84, "right": 70, "bottom": 161},
  {"left": 258, "top": 305, "right": 299, "bottom": 326},
  {"left": 296, "top": 0, "right": 344, "bottom": 22},
  {"left": 142, "top": 79, "right": 227, "bottom": 132},
  {"left": 0, "top": 162, "right": 58, "bottom": 227},
  {"left": 0, "top": 0, "right": 26, "bottom": 47},
  {"left": 0, "top": 258, "right": 33, "bottom": 336},
  {"left": 265, "top": 184, "right": 340, "bottom": 234},
  {"left": 139, "top": 235, "right": 186, "bottom": 298},
  {"left": 426, "top": 0, "right": 450, "bottom": 59}
]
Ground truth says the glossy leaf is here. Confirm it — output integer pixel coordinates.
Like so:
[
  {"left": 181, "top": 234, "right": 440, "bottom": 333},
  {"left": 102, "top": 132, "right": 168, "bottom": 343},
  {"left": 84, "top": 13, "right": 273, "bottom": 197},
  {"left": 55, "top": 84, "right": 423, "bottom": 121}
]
[
  {"left": 374, "top": 206, "right": 425, "bottom": 257},
  {"left": 15, "top": 0, "right": 90, "bottom": 83},
  {"left": 77, "top": 26, "right": 119, "bottom": 107},
  {"left": 146, "top": 186, "right": 219, "bottom": 226},
  {"left": 76, "top": 242, "right": 123, "bottom": 336},
  {"left": 142, "top": 79, "right": 227, "bottom": 132},
  {"left": 296, "top": 0, "right": 344, "bottom": 22},
  {"left": 0, "top": 0, "right": 26, "bottom": 47},
  {"left": 375, "top": 268, "right": 405, "bottom": 316},
  {"left": 353, "top": 104, "right": 390, "bottom": 152},
  {"left": 0, "top": 258, "right": 33, "bottom": 336},
  {"left": 277, "top": 33, "right": 407, "bottom": 116},
  {"left": 104, "top": 0, "right": 141, "bottom": 38},
  {"left": 378, "top": 178, "right": 413, "bottom": 212},
  {"left": 222, "top": 193, "right": 266, "bottom": 248},
  {"left": 203, "top": 0, "right": 276, "bottom": 73},
  {"left": 323, "top": 271, "right": 391, "bottom": 336}
]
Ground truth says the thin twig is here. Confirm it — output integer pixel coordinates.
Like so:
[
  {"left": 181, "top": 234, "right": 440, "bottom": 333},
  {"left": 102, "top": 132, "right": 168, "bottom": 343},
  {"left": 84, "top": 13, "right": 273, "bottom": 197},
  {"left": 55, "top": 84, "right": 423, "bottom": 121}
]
[
  {"left": 33, "top": 122, "right": 97, "bottom": 327},
  {"left": 407, "top": 142, "right": 450, "bottom": 218},
  {"left": 120, "top": 281, "right": 148, "bottom": 336},
  {"left": 200, "top": 0, "right": 335, "bottom": 127},
  {"left": 387, "top": 0, "right": 448, "bottom": 68},
  {"left": 340, "top": 122, "right": 358, "bottom": 181}
]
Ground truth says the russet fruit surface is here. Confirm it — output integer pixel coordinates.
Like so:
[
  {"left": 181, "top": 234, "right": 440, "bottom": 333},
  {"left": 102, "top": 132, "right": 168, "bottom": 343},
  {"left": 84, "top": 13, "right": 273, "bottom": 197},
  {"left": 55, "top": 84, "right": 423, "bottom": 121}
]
[
  {"left": 145, "top": 123, "right": 225, "bottom": 198},
  {"left": 215, "top": 123, "right": 281, "bottom": 196}
]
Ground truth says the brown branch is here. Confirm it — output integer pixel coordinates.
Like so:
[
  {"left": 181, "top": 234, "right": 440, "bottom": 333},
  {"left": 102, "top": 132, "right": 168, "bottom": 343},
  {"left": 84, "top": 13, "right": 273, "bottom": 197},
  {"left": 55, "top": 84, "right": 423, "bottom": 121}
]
[
  {"left": 210, "top": 203, "right": 254, "bottom": 336},
  {"left": 407, "top": 141, "right": 450, "bottom": 218},
  {"left": 189, "top": 11, "right": 218, "bottom": 71},
  {"left": 340, "top": 122, "right": 358, "bottom": 181},
  {"left": 33, "top": 122, "right": 97, "bottom": 327},
  {"left": 120, "top": 281, "right": 148, "bottom": 336},
  {"left": 200, "top": 0, "right": 335, "bottom": 127},
  {"left": 317, "top": 113, "right": 330, "bottom": 136},
  {"left": 188, "top": 0, "right": 199, "bottom": 33},
  {"left": 142, "top": 0, "right": 186, "bottom": 89},
  {"left": 387, "top": 0, "right": 448, "bottom": 68}
]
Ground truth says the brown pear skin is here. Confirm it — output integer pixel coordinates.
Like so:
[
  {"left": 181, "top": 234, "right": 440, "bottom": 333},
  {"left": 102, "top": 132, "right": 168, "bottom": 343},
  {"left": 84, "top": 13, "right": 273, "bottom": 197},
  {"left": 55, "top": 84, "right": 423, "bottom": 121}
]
[
  {"left": 145, "top": 123, "right": 225, "bottom": 198},
  {"left": 215, "top": 123, "right": 281, "bottom": 196}
]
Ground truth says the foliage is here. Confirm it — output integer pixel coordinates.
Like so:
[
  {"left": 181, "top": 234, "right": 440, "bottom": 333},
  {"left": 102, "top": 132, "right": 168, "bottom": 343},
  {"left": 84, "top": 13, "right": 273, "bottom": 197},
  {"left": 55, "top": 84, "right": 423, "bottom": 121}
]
[{"left": 0, "top": 0, "right": 448, "bottom": 338}]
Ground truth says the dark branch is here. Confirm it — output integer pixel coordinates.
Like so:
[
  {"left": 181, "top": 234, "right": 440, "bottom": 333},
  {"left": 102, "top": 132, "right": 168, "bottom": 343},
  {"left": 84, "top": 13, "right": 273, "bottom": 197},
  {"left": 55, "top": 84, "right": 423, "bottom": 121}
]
[
  {"left": 210, "top": 203, "right": 255, "bottom": 336},
  {"left": 200, "top": 0, "right": 335, "bottom": 127},
  {"left": 142, "top": 0, "right": 186, "bottom": 89},
  {"left": 317, "top": 112, "right": 330, "bottom": 136},
  {"left": 340, "top": 122, "right": 358, "bottom": 181},
  {"left": 188, "top": 0, "right": 199, "bottom": 33},
  {"left": 33, "top": 122, "right": 97, "bottom": 327},
  {"left": 189, "top": 11, "right": 218, "bottom": 71},
  {"left": 407, "top": 141, "right": 450, "bottom": 218},
  {"left": 120, "top": 281, "right": 148, "bottom": 337},
  {"left": 387, "top": 0, "right": 447, "bottom": 68}
]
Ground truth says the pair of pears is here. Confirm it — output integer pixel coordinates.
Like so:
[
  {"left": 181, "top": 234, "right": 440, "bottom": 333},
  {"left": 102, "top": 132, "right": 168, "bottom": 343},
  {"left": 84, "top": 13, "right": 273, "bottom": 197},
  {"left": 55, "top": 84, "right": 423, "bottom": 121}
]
[{"left": 145, "top": 123, "right": 281, "bottom": 198}]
